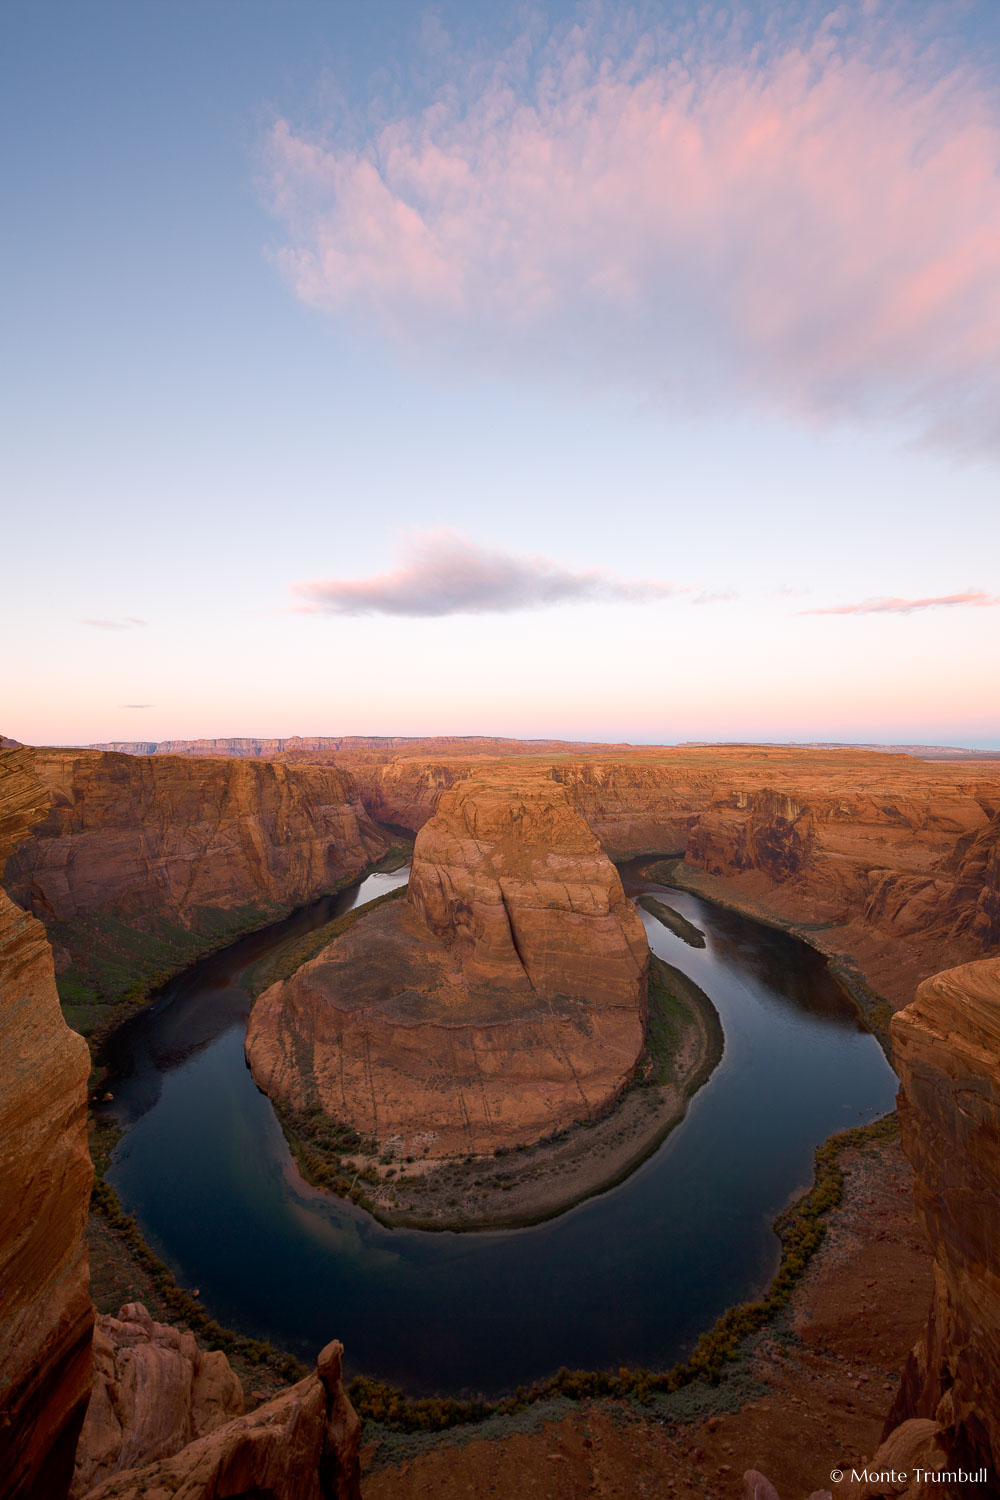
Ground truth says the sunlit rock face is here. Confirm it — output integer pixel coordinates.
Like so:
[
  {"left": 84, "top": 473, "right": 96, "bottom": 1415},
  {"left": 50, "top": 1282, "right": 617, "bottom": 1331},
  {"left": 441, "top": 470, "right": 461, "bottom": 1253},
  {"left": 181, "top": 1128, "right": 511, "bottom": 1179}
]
[
  {"left": 70, "top": 1302, "right": 245, "bottom": 1498},
  {"left": 76, "top": 1337, "right": 361, "bottom": 1500},
  {"left": 0, "top": 747, "right": 94, "bottom": 1500},
  {"left": 246, "top": 771, "right": 649, "bottom": 1156},
  {"left": 887, "top": 955, "right": 1000, "bottom": 1479},
  {"left": 4, "top": 748, "right": 387, "bottom": 993}
]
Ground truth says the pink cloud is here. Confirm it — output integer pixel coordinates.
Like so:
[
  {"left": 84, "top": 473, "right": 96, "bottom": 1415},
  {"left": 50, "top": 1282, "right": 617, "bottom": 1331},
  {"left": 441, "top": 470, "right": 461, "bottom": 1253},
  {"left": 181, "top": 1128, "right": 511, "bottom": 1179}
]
[
  {"left": 82, "top": 617, "right": 147, "bottom": 630},
  {"left": 263, "top": 11, "right": 1000, "bottom": 449},
  {"left": 799, "top": 591, "right": 1000, "bottom": 616},
  {"left": 293, "top": 530, "right": 683, "bottom": 616}
]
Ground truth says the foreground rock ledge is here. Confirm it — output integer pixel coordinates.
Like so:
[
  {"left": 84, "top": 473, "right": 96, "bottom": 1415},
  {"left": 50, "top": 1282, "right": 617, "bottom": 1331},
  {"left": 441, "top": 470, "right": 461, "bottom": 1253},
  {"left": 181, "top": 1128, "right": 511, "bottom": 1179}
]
[
  {"left": 0, "top": 747, "right": 93, "bottom": 1500},
  {"left": 78, "top": 1335, "right": 361, "bottom": 1500},
  {"left": 246, "top": 772, "right": 649, "bottom": 1156}
]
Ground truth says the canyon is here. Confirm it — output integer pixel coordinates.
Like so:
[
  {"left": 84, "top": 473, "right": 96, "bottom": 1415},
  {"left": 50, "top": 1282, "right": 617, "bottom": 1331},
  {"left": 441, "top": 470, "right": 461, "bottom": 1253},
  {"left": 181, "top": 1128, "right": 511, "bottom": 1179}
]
[
  {"left": 245, "top": 770, "right": 650, "bottom": 1159},
  {"left": 2, "top": 735, "right": 1000, "bottom": 1498},
  {"left": 4, "top": 748, "right": 388, "bottom": 1034}
]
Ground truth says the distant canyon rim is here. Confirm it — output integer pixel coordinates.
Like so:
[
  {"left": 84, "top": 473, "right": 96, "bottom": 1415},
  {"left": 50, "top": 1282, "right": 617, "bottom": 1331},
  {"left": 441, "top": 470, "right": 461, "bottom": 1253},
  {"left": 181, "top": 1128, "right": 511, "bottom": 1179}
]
[{"left": 1, "top": 733, "right": 999, "bottom": 1499}]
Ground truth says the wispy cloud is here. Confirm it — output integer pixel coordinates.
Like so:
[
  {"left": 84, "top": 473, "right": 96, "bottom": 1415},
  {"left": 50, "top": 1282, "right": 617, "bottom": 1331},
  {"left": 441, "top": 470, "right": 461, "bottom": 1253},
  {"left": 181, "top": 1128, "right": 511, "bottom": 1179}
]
[
  {"left": 294, "top": 530, "right": 683, "bottom": 617},
  {"left": 263, "top": 8, "right": 1000, "bottom": 451},
  {"left": 692, "top": 589, "right": 738, "bottom": 606},
  {"left": 82, "top": 617, "right": 147, "bottom": 630},
  {"left": 800, "top": 591, "right": 1000, "bottom": 616},
  {"left": 122, "top": 703, "right": 152, "bottom": 709}
]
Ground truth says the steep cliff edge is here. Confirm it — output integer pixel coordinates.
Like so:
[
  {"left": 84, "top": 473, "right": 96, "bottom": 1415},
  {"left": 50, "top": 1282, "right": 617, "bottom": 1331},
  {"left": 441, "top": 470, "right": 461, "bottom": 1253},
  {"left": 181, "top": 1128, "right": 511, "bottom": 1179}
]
[
  {"left": 246, "top": 772, "right": 648, "bottom": 1159},
  {"left": 4, "top": 749, "right": 388, "bottom": 1028},
  {"left": 0, "top": 747, "right": 94, "bottom": 1500},
  {"left": 77, "top": 1335, "right": 361, "bottom": 1500},
  {"left": 358, "top": 748, "right": 999, "bottom": 1010},
  {"left": 885, "top": 954, "right": 1000, "bottom": 1477},
  {"left": 72, "top": 1302, "right": 244, "bottom": 1497}
]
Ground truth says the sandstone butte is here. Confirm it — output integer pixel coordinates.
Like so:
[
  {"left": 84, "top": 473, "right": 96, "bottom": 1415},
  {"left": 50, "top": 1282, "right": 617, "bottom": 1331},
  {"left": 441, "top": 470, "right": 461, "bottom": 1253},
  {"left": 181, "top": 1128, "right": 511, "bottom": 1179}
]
[
  {"left": 0, "top": 746, "right": 362, "bottom": 1500},
  {"left": 4, "top": 737, "right": 1000, "bottom": 1497},
  {"left": 14, "top": 742, "right": 999, "bottom": 1019},
  {"left": 245, "top": 771, "right": 650, "bottom": 1156},
  {"left": 300, "top": 743, "right": 1000, "bottom": 1011}
]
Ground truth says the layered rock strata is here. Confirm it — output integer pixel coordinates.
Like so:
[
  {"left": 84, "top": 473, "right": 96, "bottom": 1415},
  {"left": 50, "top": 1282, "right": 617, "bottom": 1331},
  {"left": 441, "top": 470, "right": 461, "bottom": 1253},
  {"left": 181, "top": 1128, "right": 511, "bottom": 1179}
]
[
  {"left": 0, "top": 747, "right": 94, "bottom": 1500},
  {"left": 5, "top": 749, "right": 387, "bottom": 1010},
  {"left": 886, "top": 954, "right": 1000, "bottom": 1476},
  {"left": 71, "top": 1303, "right": 244, "bottom": 1497},
  {"left": 77, "top": 1337, "right": 361, "bottom": 1500},
  {"left": 353, "top": 749, "right": 1000, "bottom": 1008},
  {"left": 246, "top": 773, "right": 649, "bottom": 1155}
]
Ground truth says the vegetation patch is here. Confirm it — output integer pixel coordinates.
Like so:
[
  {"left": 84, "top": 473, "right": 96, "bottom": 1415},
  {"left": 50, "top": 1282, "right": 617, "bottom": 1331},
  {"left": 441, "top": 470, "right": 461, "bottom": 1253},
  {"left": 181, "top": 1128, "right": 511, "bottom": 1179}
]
[
  {"left": 638, "top": 894, "right": 706, "bottom": 947},
  {"left": 345, "top": 1111, "right": 900, "bottom": 1432},
  {"left": 242, "top": 882, "right": 407, "bottom": 999},
  {"left": 271, "top": 954, "right": 723, "bottom": 1230}
]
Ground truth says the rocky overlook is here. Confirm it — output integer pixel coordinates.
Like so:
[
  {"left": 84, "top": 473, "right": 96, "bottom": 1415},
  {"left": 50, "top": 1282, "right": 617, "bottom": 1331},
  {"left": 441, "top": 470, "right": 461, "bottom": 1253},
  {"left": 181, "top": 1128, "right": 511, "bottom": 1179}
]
[
  {"left": 246, "top": 771, "right": 649, "bottom": 1157},
  {"left": 0, "top": 748, "right": 93, "bottom": 1500}
]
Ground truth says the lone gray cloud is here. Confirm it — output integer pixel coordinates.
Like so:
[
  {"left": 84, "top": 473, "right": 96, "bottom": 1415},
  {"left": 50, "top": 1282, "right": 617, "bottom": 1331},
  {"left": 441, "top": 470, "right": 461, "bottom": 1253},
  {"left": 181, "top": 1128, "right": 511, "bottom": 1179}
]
[{"left": 294, "top": 531, "right": 683, "bottom": 618}]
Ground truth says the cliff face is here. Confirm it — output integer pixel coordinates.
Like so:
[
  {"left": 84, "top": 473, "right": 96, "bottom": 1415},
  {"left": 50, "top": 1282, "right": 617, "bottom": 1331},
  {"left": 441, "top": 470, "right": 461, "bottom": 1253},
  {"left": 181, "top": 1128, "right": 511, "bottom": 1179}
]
[
  {"left": 246, "top": 773, "right": 648, "bottom": 1156},
  {"left": 77, "top": 739, "right": 999, "bottom": 1011},
  {"left": 77, "top": 1337, "right": 360, "bottom": 1500},
  {"left": 352, "top": 749, "right": 999, "bottom": 1009},
  {"left": 5, "top": 750, "right": 388, "bottom": 1016},
  {"left": 72, "top": 1303, "right": 244, "bottom": 1497},
  {"left": 886, "top": 955, "right": 1000, "bottom": 1476},
  {"left": 0, "top": 748, "right": 94, "bottom": 1500},
  {"left": 408, "top": 772, "right": 649, "bottom": 1005}
]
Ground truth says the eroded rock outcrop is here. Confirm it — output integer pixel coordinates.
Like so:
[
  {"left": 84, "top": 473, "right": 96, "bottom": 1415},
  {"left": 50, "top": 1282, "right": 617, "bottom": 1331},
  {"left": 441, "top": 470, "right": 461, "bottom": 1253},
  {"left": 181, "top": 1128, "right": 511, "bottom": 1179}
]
[
  {"left": 246, "top": 772, "right": 648, "bottom": 1155},
  {"left": 78, "top": 1337, "right": 361, "bottom": 1500},
  {"left": 0, "top": 747, "right": 93, "bottom": 1500},
  {"left": 5, "top": 749, "right": 388, "bottom": 1014},
  {"left": 885, "top": 954, "right": 1000, "bottom": 1477},
  {"left": 71, "top": 1303, "right": 244, "bottom": 1497}
]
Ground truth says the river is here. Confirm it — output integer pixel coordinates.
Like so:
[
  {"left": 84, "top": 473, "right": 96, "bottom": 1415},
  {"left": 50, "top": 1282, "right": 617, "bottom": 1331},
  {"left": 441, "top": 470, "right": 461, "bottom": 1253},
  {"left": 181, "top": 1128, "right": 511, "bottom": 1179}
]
[{"left": 102, "top": 860, "right": 898, "bottom": 1397}]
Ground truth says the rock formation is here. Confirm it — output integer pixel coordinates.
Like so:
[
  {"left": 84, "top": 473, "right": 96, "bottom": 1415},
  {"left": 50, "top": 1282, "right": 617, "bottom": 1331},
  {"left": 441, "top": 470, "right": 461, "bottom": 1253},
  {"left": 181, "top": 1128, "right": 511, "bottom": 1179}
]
[
  {"left": 0, "top": 747, "right": 94, "bottom": 1500},
  {"left": 76, "top": 1337, "right": 361, "bottom": 1500},
  {"left": 349, "top": 747, "right": 1000, "bottom": 1009},
  {"left": 71, "top": 1303, "right": 244, "bottom": 1497},
  {"left": 246, "top": 772, "right": 649, "bottom": 1155},
  {"left": 5, "top": 749, "right": 388, "bottom": 1015},
  {"left": 885, "top": 954, "right": 1000, "bottom": 1477}
]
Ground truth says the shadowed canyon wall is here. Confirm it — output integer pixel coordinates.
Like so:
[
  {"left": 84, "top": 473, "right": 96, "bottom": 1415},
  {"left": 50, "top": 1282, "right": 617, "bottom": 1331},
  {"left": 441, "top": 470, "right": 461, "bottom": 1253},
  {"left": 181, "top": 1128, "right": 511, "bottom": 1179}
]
[{"left": 0, "top": 747, "right": 93, "bottom": 1500}]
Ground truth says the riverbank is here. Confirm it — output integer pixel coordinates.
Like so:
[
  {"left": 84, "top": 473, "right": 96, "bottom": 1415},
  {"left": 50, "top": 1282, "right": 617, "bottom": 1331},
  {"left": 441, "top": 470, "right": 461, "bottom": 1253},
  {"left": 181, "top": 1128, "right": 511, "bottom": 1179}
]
[
  {"left": 641, "top": 858, "right": 896, "bottom": 1055},
  {"left": 360, "top": 1121, "right": 930, "bottom": 1496},
  {"left": 272, "top": 954, "right": 724, "bottom": 1231},
  {"left": 70, "top": 842, "right": 411, "bottom": 1072}
]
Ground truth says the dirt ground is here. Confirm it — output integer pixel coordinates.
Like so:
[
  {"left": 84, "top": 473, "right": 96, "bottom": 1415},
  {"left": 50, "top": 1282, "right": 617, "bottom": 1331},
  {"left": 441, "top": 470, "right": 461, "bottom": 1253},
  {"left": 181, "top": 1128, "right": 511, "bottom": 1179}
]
[{"left": 361, "top": 1135, "right": 933, "bottom": 1500}]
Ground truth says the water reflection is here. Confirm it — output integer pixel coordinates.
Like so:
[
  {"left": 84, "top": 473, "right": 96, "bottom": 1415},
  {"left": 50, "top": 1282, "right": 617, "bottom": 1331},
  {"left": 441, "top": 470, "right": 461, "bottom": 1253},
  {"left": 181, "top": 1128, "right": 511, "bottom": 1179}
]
[{"left": 105, "top": 862, "right": 898, "bottom": 1395}]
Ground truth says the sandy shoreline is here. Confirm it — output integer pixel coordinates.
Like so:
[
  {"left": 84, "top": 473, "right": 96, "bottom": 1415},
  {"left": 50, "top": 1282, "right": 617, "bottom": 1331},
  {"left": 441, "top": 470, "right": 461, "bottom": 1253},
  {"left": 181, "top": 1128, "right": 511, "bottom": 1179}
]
[{"left": 353, "top": 956, "right": 724, "bottom": 1231}]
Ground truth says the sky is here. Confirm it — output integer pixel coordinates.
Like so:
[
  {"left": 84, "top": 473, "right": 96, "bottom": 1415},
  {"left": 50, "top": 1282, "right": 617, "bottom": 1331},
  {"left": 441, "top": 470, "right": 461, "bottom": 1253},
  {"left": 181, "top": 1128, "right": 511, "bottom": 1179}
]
[{"left": 3, "top": 0, "right": 999, "bottom": 749}]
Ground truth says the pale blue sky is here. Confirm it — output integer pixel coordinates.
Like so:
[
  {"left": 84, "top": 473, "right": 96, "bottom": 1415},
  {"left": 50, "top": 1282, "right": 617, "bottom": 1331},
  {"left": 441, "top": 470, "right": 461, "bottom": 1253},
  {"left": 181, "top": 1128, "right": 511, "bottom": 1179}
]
[{"left": 3, "top": 2, "right": 998, "bottom": 747}]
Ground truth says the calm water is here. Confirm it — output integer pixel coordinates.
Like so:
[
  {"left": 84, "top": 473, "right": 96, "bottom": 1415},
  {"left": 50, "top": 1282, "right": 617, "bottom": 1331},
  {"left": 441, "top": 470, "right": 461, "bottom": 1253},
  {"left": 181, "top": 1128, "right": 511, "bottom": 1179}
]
[{"left": 104, "top": 862, "right": 898, "bottom": 1397}]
